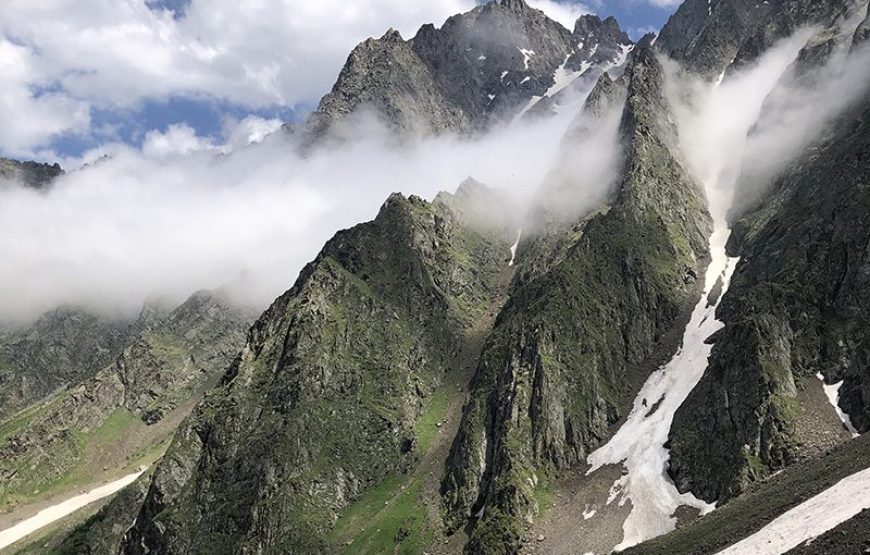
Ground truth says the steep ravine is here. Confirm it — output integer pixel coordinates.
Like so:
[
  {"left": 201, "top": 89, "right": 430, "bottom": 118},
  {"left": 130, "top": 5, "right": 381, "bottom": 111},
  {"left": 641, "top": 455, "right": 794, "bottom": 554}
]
[
  {"left": 440, "top": 47, "right": 712, "bottom": 555},
  {"left": 667, "top": 50, "right": 870, "bottom": 504}
]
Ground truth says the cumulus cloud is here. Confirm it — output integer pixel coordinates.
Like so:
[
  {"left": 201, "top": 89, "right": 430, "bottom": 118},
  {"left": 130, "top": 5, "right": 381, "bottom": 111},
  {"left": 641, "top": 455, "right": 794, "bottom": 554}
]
[
  {"left": 138, "top": 116, "right": 282, "bottom": 159},
  {"left": 0, "top": 0, "right": 626, "bottom": 156},
  {"left": 643, "top": 0, "right": 682, "bottom": 7},
  {"left": 0, "top": 107, "right": 587, "bottom": 323},
  {"left": 0, "top": 39, "right": 91, "bottom": 158},
  {"left": 142, "top": 123, "right": 215, "bottom": 158},
  {"left": 0, "top": 0, "right": 478, "bottom": 155}
]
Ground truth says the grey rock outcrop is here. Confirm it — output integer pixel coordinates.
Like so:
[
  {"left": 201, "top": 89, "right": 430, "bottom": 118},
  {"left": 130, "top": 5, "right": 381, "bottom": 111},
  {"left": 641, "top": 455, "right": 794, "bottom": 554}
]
[
  {"left": 657, "top": 0, "right": 864, "bottom": 77},
  {"left": 305, "top": 0, "right": 634, "bottom": 140},
  {"left": 441, "top": 47, "right": 712, "bottom": 554},
  {"left": 117, "top": 188, "right": 512, "bottom": 554},
  {"left": 0, "top": 308, "right": 130, "bottom": 420},
  {"left": 0, "top": 158, "right": 63, "bottom": 189}
]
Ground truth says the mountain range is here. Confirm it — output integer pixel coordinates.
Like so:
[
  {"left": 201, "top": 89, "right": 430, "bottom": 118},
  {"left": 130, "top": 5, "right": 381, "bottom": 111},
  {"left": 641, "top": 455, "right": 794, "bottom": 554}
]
[{"left": 1, "top": 0, "right": 869, "bottom": 553}]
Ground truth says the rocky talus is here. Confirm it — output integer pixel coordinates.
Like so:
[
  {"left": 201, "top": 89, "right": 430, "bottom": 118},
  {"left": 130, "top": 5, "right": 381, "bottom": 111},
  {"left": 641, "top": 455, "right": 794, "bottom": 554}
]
[{"left": 440, "top": 47, "right": 711, "bottom": 555}]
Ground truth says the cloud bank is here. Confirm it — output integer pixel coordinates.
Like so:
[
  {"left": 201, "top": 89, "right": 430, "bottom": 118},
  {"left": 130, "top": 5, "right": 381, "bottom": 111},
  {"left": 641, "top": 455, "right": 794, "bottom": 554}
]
[
  {"left": 0, "top": 111, "right": 584, "bottom": 323},
  {"left": 0, "top": 0, "right": 478, "bottom": 156},
  {"left": 0, "top": 0, "right": 606, "bottom": 157}
]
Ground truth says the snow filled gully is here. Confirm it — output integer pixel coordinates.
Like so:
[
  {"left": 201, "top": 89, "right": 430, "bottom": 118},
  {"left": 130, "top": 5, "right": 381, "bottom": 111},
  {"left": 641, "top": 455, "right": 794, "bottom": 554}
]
[{"left": 585, "top": 222, "right": 739, "bottom": 551}]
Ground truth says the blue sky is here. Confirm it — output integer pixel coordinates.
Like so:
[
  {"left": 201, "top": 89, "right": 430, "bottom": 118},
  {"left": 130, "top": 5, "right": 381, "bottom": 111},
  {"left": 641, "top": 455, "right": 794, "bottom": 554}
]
[{"left": 0, "top": 0, "right": 679, "bottom": 162}]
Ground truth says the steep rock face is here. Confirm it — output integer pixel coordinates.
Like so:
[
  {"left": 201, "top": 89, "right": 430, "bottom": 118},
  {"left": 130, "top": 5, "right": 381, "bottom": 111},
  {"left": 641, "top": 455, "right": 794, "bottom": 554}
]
[
  {"left": 0, "top": 309, "right": 130, "bottom": 421},
  {"left": 306, "top": 29, "right": 469, "bottom": 137},
  {"left": 525, "top": 15, "right": 635, "bottom": 118},
  {"left": 657, "top": 0, "right": 862, "bottom": 77},
  {"left": 0, "top": 291, "right": 250, "bottom": 511},
  {"left": 569, "top": 16, "right": 632, "bottom": 70},
  {"left": 0, "top": 158, "right": 63, "bottom": 189},
  {"left": 440, "top": 48, "right": 712, "bottom": 554},
  {"left": 668, "top": 52, "right": 870, "bottom": 501},
  {"left": 116, "top": 290, "right": 252, "bottom": 422},
  {"left": 118, "top": 188, "right": 512, "bottom": 554},
  {"left": 411, "top": 0, "right": 574, "bottom": 125},
  {"left": 855, "top": 6, "right": 870, "bottom": 43},
  {"left": 514, "top": 72, "right": 629, "bottom": 284},
  {"left": 306, "top": 0, "right": 634, "bottom": 138}
]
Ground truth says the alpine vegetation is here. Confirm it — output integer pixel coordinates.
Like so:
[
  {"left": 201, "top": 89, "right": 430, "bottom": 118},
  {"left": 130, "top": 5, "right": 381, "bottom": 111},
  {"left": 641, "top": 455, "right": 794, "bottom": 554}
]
[{"left": 0, "top": 0, "right": 869, "bottom": 554}]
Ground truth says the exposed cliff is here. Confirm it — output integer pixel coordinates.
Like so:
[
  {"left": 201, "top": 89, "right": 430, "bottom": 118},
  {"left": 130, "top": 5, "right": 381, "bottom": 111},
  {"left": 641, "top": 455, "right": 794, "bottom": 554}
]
[
  {"left": 440, "top": 47, "right": 712, "bottom": 554},
  {"left": 117, "top": 186, "right": 513, "bottom": 554},
  {"left": 668, "top": 30, "right": 870, "bottom": 501}
]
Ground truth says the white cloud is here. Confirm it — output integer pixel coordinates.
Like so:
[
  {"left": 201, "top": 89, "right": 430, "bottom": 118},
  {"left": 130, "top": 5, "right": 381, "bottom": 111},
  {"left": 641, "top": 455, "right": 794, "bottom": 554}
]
[
  {"left": 0, "top": 104, "right": 593, "bottom": 322},
  {"left": 526, "top": 0, "right": 591, "bottom": 30},
  {"left": 664, "top": 28, "right": 870, "bottom": 221},
  {"left": 0, "top": 0, "right": 477, "bottom": 154},
  {"left": 139, "top": 117, "right": 283, "bottom": 158},
  {"left": 0, "top": 39, "right": 91, "bottom": 158},
  {"left": 0, "top": 0, "right": 611, "bottom": 155},
  {"left": 222, "top": 116, "right": 283, "bottom": 150},
  {"left": 142, "top": 123, "right": 215, "bottom": 158}
]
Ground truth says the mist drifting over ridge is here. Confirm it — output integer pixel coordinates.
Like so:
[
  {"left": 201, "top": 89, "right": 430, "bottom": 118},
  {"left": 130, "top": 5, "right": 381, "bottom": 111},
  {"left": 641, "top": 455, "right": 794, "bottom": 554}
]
[
  {"left": 0, "top": 30, "right": 868, "bottom": 326},
  {"left": 0, "top": 109, "right": 580, "bottom": 323},
  {"left": 2, "top": 4, "right": 869, "bottom": 329}
]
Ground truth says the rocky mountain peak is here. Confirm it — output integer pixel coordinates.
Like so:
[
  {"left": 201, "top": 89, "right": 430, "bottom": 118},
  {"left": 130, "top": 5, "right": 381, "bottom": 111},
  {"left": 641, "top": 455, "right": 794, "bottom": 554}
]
[
  {"left": 492, "top": 0, "right": 532, "bottom": 13},
  {"left": 657, "top": 0, "right": 862, "bottom": 77},
  {"left": 573, "top": 14, "right": 629, "bottom": 43},
  {"left": 302, "top": 0, "right": 636, "bottom": 140},
  {"left": 0, "top": 158, "right": 63, "bottom": 189},
  {"left": 379, "top": 27, "right": 403, "bottom": 42}
]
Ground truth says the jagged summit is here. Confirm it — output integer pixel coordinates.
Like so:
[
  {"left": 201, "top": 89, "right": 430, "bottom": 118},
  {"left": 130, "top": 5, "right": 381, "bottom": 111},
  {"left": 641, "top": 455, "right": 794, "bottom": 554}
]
[
  {"left": 657, "top": 0, "right": 862, "bottom": 76},
  {"left": 493, "top": 0, "right": 532, "bottom": 11},
  {"left": 305, "top": 1, "right": 634, "bottom": 139},
  {"left": 9, "top": 1, "right": 870, "bottom": 554},
  {"left": 0, "top": 158, "right": 63, "bottom": 189}
]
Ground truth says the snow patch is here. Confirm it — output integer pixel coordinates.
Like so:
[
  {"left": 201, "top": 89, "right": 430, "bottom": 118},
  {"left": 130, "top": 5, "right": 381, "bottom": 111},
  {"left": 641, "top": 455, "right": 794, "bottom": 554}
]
[
  {"left": 521, "top": 76, "right": 531, "bottom": 84},
  {"left": 508, "top": 229, "right": 522, "bottom": 266},
  {"left": 0, "top": 469, "right": 146, "bottom": 549},
  {"left": 478, "top": 55, "right": 487, "bottom": 61},
  {"left": 583, "top": 505, "right": 597, "bottom": 520},
  {"left": 816, "top": 372, "right": 860, "bottom": 437},
  {"left": 501, "top": 70, "right": 509, "bottom": 81},
  {"left": 586, "top": 221, "right": 739, "bottom": 550},
  {"left": 715, "top": 466, "right": 870, "bottom": 555},
  {"left": 518, "top": 48, "right": 536, "bottom": 70},
  {"left": 516, "top": 54, "right": 582, "bottom": 118},
  {"left": 544, "top": 54, "right": 584, "bottom": 98},
  {"left": 611, "top": 43, "right": 634, "bottom": 70}
]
